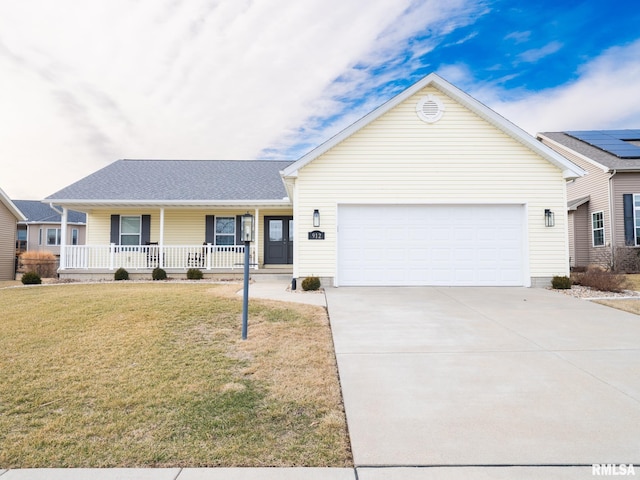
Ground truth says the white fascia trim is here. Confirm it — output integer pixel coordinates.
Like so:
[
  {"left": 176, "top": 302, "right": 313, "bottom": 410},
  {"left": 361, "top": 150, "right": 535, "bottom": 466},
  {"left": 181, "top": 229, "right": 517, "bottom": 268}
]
[
  {"left": 281, "top": 73, "right": 585, "bottom": 180},
  {"left": 434, "top": 84, "right": 585, "bottom": 180},
  {"left": 282, "top": 73, "right": 445, "bottom": 178},
  {"left": 537, "top": 133, "right": 609, "bottom": 173},
  {"left": 46, "top": 199, "right": 292, "bottom": 206},
  {"left": 0, "top": 187, "right": 26, "bottom": 220}
]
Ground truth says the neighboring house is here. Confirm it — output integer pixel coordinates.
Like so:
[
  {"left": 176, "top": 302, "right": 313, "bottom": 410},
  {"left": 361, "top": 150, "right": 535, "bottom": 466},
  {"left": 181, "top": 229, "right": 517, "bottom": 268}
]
[
  {"left": 0, "top": 187, "right": 26, "bottom": 280},
  {"left": 47, "top": 73, "right": 584, "bottom": 286},
  {"left": 538, "top": 130, "right": 640, "bottom": 271},
  {"left": 13, "top": 200, "right": 86, "bottom": 257}
]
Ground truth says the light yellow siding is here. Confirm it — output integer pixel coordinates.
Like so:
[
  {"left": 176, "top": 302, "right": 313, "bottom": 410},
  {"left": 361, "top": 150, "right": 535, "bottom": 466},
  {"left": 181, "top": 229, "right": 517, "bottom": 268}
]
[
  {"left": 0, "top": 202, "right": 17, "bottom": 280},
  {"left": 293, "top": 85, "right": 569, "bottom": 283},
  {"left": 86, "top": 207, "right": 292, "bottom": 267}
]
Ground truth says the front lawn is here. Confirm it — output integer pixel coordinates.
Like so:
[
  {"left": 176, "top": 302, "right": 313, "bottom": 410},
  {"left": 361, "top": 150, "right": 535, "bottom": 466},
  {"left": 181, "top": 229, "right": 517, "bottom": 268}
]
[{"left": 0, "top": 282, "right": 351, "bottom": 468}]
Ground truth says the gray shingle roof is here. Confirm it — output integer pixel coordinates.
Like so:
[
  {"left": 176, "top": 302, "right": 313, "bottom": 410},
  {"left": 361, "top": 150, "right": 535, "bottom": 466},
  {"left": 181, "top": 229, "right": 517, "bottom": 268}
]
[
  {"left": 46, "top": 160, "right": 294, "bottom": 203},
  {"left": 540, "top": 131, "right": 640, "bottom": 171},
  {"left": 13, "top": 200, "right": 86, "bottom": 223}
]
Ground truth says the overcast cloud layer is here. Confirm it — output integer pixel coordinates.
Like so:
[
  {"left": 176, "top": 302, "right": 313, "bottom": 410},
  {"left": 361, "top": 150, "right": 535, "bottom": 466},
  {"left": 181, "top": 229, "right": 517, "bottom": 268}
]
[{"left": 1, "top": 0, "right": 639, "bottom": 199}]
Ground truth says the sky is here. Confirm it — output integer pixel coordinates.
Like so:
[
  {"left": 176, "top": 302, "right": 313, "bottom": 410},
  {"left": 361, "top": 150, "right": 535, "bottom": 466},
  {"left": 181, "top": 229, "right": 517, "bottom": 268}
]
[{"left": 1, "top": 0, "right": 640, "bottom": 200}]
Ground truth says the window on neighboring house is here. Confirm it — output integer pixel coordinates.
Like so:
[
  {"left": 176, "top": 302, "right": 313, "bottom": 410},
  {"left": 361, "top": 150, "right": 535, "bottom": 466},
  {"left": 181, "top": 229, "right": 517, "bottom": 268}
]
[
  {"left": 39, "top": 228, "right": 43, "bottom": 246},
  {"left": 215, "top": 217, "right": 235, "bottom": 245},
  {"left": 120, "top": 216, "right": 141, "bottom": 245},
  {"left": 592, "top": 211, "right": 604, "bottom": 247},
  {"left": 71, "top": 228, "right": 79, "bottom": 246},
  {"left": 46, "top": 228, "right": 62, "bottom": 246}
]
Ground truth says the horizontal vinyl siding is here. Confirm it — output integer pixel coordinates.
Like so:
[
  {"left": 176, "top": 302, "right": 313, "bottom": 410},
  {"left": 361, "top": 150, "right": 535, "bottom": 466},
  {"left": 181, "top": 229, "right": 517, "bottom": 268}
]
[
  {"left": 0, "top": 204, "right": 17, "bottom": 280},
  {"left": 540, "top": 138, "right": 612, "bottom": 265},
  {"left": 611, "top": 173, "right": 640, "bottom": 246},
  {"left": 294, "top": 85, "right": 569, "bottom": 281},
  {"left": 85, "top": 207, "right": 292, "bottom": 267}
]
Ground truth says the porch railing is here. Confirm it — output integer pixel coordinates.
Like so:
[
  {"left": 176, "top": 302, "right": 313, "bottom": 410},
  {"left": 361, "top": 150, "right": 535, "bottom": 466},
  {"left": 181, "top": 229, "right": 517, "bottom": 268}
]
[{"left": 61, "top": 244, "right": 257, "bottom": 270}]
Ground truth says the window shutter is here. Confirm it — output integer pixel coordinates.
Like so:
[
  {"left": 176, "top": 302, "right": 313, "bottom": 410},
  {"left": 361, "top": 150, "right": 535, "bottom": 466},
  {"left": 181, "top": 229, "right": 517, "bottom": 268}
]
[
  {"left": 110, "top": 215, "right": 120, "bottom": 245},
  {"left": 141, "top": 215, "right": 151, "bottom": 245},
  {"left": 205, "top": 215, "right": 215, "bottom": 244},
  {"left": 236, "top": 216, "right": 243, "bottom": 245},
  {"left": 624, "top": 194, "right": 635, "bottom": 246}
]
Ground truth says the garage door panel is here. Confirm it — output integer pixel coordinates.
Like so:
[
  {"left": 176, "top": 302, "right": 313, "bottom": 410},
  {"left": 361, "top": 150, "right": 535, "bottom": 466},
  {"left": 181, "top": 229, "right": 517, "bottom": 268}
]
[{"left": 338, "top": 204, "right": 525, "bottom": 286}]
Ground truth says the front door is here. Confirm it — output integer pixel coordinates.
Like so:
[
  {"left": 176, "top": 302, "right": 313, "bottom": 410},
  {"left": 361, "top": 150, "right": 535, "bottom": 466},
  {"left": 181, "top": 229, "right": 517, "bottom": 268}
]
[{"left": 264, "top": 216, "right": 293, "bottom": 264}]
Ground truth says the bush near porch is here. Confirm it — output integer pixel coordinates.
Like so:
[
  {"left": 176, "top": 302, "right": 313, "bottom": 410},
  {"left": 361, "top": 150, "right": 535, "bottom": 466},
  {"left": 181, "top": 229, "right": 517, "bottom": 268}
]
[{"left": 0, "top": 283, "right": 351, "bottom": 468}]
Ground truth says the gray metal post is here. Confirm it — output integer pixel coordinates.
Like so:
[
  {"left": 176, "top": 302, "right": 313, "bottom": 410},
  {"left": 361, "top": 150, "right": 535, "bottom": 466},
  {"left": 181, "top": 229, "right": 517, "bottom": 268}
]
[{"left": 242, "top": 240, "right": 250, "bottom": 340}]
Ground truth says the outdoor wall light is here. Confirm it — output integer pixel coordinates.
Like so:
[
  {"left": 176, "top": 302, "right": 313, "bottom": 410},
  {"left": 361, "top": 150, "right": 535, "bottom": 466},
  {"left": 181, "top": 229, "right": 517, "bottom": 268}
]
[
  {"left": 241, "top": 212, "right": 255, "bottom": 242},
  {"left": 545, "top": 209, "right": 555, "bottom": 227},
  {"left": 313, "top": 209, "right": 320, "bottom": 228}
]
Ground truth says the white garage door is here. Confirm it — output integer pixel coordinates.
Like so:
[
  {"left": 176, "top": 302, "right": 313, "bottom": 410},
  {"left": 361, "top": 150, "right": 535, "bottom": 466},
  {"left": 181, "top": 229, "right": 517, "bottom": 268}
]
[{"left": 337, "top": 204, "right": 525, "bottom": 286}]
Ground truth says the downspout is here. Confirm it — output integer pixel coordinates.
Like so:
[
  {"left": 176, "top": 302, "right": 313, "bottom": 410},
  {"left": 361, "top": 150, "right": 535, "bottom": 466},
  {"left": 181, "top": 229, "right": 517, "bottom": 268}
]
[{"left": 608, "top": 169, "right": 617, "bottom": 267}]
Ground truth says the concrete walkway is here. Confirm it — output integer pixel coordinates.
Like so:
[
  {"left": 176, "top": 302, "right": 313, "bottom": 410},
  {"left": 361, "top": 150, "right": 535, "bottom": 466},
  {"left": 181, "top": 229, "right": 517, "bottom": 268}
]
[{"left": 326, "top": 286, "right": 640, "bottom": 478}]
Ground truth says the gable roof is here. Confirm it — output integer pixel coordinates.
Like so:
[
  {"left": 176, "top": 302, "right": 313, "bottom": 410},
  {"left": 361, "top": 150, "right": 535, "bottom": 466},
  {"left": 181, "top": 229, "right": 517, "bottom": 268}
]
[
  {"left": 13, "top": 200, "right": 86, "bottom": 224},
  {"left": 46, "top": 159, "right": 294, "bottom": 206},
  {"left": 538, "top": 131, "right": 640, "bottom": 171},
  {"left": 0, "top": 187, "right": 26, "bottom": 221},
  {"left": 282, "top": 73, "right": 585, "bottom": 180}
]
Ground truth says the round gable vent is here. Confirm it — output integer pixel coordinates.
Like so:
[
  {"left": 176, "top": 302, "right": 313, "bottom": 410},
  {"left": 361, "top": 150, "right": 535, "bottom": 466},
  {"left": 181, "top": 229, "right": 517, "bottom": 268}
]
[{"left": 416, "top": 94, "right": 445, "bottom": 123}]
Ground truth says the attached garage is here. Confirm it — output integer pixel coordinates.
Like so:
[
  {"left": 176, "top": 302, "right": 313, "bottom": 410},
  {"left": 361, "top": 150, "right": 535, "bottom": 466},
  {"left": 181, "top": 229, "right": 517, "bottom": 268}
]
[
  {"left": 281, "top": 73, "right": 585, "bottom": 287},
  {"left": 337, "top": 204, "right": 525, "bottom": 286}
]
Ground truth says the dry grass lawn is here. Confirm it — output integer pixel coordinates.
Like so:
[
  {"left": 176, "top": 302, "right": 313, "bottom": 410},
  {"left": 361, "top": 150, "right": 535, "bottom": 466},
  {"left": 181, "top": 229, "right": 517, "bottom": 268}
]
[
  {"left": 593, "top": 275, "right": 640, "bottom": 316},
  {"left": 0, "top": 282, "right": 351, "bottom": 468}
]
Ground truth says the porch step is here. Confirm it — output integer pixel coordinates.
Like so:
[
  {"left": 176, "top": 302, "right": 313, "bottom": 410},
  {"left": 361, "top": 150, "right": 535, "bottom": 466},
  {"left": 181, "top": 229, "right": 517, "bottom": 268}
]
[{"left": 251, "top": 273, "right": 293, "bottom": 283}]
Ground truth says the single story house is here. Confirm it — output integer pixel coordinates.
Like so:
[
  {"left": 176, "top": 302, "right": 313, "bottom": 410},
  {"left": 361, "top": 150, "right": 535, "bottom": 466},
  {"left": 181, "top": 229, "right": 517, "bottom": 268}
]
[
  {"left": 0, "top": 187, "right": 26, "bottom": 280},
  {"left": 47, "top": 73, "right": 584, "bottom": 286},
  {"left": 14, "top": 200, "right": 87, "bottom": 256},
  {"left": 538, "top": 130, "right": 640, "bottom": 271}
]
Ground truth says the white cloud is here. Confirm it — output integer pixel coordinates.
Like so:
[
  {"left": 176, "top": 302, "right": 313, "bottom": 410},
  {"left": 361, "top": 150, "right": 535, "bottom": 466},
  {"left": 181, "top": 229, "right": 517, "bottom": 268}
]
[
  {"left": 0, "top": 0, "right": 488, "bottom": 198},
  {"left": 484, "top": 39, "right": 640, "bottom": 135},
  {"left": 517, "top": 40, "right": 563, "bottom": 63}
]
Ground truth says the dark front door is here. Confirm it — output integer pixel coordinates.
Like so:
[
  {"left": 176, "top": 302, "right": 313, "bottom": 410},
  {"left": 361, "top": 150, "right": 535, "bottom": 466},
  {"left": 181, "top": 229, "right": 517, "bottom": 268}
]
[{"left": 264, "top": 216, "right": 293, "bottom": 264}]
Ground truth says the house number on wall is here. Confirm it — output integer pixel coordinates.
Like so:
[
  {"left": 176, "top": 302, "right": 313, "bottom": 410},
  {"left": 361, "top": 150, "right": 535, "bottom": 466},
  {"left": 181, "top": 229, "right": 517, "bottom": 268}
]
[{"left": 308, "top": 230, "right": 325, "bottom": 240}]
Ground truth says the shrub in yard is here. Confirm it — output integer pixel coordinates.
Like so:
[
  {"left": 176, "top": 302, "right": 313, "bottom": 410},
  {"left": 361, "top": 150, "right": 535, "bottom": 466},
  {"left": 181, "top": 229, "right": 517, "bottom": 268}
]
[
  {"left": 114, "top": 268, "right": 129, "bottom": 281},
  {"left": 21, "top": 271, "right": 42, "bottom": 285},
  {"left": 18, "top": 251, "right": 57, "bottom": 277},
  {"left": 551, "top": 275, "right": 572, "bottom": 289},
  {"left": 572, "top": 266, "right": 628, "bottom": 293},
  {"left": 152, "top": 267, "right": 167, "bottom": 281},
  {"left": 187, "top": 268, "right": 203, "bottom": 280},
  {"left": 301, "top": 276, "right": 321, "bottom": 291}
]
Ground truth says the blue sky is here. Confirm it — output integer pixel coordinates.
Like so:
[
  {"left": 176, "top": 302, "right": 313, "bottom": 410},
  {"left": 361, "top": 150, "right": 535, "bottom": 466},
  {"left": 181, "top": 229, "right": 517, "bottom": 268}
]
[{"left": 1, "top": 0, "right": 639, "bottom": 198}]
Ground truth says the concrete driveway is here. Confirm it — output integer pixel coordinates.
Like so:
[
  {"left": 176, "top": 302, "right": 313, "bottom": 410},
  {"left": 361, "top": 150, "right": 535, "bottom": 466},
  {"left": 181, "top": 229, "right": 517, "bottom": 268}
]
[{"left": 325, "top": 287, "right": 640, "bottom": 476}]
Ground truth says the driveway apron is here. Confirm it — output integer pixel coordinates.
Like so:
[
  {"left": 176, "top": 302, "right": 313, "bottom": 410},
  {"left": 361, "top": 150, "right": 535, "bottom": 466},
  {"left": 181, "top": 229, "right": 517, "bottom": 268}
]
[{"left": 325, "top": 287, "right": 640, "bottom": 468}]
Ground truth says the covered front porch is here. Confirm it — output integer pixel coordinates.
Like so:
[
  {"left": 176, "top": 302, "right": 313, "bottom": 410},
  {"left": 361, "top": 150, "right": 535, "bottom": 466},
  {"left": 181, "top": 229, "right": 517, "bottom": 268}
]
[{"left": 55, "top": 204, "right": 294, "bottom": 280}]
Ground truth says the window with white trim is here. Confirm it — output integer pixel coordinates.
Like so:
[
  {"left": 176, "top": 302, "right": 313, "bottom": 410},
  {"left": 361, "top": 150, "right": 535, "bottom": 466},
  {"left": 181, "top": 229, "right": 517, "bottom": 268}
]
[
  {"left": 215, "top": 217, "right": 235, "bottom": 245},
  {"left": 592, "top": 211, "right": 604, "bottom": 247},
  {"left": 120, "top": 216, "right": 141, "bottom": 246},
  {"left": 46, "top": 228, "right": 61, "bottom": 246},
  {"left": 634, "top": 194, "right": 640, "bottom": 246}
]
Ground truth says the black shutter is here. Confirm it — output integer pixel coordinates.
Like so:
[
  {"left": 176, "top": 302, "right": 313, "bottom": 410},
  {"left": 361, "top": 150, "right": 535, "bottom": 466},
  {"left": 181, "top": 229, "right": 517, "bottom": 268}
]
[
  {"left": 110, "top": 215, "right": 120, "bottom": 245},
  {"left": 205, "top": 215, "right": 215, "bottom": 244},
  {"left": 624, "top": 194, "right": 635, "bottom": 246},
  {"left": 141, "top": 215, "right": 151, "bottom": 245},
  {"left": 236, "top": 216, "right": 243, "bottom": 245}
]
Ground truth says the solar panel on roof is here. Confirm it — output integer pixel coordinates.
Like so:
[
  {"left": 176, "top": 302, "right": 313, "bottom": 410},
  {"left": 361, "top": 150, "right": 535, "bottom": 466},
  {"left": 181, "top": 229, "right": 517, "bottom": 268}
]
[{"left": 566, "top": 130, "right": 640, "bottom": 158}]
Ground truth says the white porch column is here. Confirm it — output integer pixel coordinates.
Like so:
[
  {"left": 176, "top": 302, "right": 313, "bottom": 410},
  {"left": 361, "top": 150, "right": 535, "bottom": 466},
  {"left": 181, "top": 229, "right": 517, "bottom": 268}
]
[
  {"left": 159, "top": 208, "right": 165, "bottom": 268},
  {"left": 254, "top": 208, "right": 260, "bottom": 269},
  {"left": 60, "top": 207, "right": 68, "bottom": 269}
]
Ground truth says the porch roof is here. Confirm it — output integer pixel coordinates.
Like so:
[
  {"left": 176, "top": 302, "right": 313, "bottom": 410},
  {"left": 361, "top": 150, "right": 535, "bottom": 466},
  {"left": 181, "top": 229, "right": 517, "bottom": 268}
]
[{"left": 46, "top": 159, "right": 294, "bottom": 207}]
